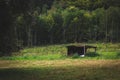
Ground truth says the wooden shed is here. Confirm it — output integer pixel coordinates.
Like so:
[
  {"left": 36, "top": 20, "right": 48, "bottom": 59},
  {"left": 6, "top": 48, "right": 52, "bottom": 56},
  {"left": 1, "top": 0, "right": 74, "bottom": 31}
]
[{"left": 67, "top": 45, "right": 97, "bottom": 56}]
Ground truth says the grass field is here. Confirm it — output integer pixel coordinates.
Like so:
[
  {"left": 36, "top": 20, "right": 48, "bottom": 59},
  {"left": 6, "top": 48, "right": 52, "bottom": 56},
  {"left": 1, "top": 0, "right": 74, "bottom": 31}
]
[
  {"left": 0, "top": 60, "right": 120, "bottom": 80},
  {"left": 0, "top": 43, "right": 120, "bottom": 80}
]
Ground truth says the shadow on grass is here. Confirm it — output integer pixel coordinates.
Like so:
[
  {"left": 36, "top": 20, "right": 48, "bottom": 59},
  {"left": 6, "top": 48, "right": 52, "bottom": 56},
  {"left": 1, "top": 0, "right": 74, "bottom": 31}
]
[
  {"left": 117, "top": 52, "right": 120, "bottom": 57},
  {"left": 71, "top": 52, "right": 100, "bottom": 59},
  {"left": 86, "top": 52, "right": 100, "bottom": 57},
  {"left": 0, "top": 64, "right": 120, "bottom": 80}
]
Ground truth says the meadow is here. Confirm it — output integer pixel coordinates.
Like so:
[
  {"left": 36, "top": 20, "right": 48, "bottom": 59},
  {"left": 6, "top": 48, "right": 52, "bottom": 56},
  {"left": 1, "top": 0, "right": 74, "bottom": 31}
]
[
  {"left": 0, "top": 43, "right": 120, "bottom": 80},
  {"left": 0, "top": 43, "right": 120, "bottom": 60}
]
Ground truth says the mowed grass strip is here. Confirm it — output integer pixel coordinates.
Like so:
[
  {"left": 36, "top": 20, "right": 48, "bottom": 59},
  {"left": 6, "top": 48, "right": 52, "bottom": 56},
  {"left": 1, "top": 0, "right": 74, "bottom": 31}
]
[{"left": 0, "top": 60, "right": 120, "bottom": 80}]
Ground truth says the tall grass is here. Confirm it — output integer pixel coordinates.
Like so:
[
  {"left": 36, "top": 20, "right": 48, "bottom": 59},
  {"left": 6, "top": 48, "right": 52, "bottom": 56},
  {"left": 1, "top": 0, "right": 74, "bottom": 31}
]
[{"left": 0, "top": 43, "right": 120, "bottom": 60}]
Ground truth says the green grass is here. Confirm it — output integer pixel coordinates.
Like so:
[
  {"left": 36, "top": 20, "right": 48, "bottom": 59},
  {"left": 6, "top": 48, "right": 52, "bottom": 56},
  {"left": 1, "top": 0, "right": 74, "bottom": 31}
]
[
  {"left": 0, "top": 43, "right": 120, "bottom": 60},
  {"left": 1, "top": 54, "right": 66, "bottom": 60},
  {"left": 0, "top": 67, "right": 119, "bottom": 80}
]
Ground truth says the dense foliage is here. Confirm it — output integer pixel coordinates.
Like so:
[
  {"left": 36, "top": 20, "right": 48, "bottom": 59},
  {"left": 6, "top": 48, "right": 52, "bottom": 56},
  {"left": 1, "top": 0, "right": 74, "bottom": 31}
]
[{"left": 0, "top": 0, "right": 120, "bottom": 56}]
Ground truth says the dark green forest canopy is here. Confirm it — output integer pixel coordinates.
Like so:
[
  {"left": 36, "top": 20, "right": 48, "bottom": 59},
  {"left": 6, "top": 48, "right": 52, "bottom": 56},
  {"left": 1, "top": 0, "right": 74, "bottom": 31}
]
[
  {"left": 0, "top": 0, "right": 54, "bottom": 55},
  {"left": 55, "top": 0, "right": 120, "bottom": 9},
  {"left": 9, "top": 0, "right": 54, "bottom": 14},
  {"left": 0, "top": 0, "right": 120, "bottom": 56}
]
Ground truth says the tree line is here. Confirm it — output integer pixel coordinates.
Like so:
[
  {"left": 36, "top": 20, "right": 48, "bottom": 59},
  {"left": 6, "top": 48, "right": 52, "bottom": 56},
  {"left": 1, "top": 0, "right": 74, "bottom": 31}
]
[{"left": 0, "top": 0, "right": 120, "bottom": 56}]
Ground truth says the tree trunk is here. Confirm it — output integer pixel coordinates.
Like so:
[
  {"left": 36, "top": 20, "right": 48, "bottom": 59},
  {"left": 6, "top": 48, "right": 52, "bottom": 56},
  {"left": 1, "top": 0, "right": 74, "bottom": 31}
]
[
  {"left": 27, "top": 24, "right": 33, "bottom": 47},
  {"left": 105, "top": 12, "right": 108, "bottom": 42},
  {"left": 62, "top": 28, "right": 66, "bottom": 43}
]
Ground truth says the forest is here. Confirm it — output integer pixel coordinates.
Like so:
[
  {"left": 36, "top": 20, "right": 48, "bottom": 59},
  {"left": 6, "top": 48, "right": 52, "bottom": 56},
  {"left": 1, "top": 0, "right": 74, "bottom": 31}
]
[
  {"left": 0, "top": 0, "right": 120, "bottom": 56},
  {"left": 0, "top": 0, "right": 120, "bottom": 80}
]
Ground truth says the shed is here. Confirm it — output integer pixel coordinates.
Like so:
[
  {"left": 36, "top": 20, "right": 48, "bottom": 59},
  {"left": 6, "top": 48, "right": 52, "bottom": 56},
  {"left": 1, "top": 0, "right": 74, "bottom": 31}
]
[{"left": 67, "top": 45, "right": 97, "bottom": 56}]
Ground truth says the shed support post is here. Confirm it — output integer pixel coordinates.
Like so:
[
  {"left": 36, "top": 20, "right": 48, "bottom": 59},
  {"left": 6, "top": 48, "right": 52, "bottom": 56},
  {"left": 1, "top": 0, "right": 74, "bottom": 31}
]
[{"left": 84, "top": 46, "right": 86, "bottom": 55}]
